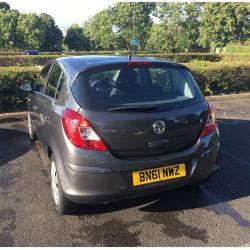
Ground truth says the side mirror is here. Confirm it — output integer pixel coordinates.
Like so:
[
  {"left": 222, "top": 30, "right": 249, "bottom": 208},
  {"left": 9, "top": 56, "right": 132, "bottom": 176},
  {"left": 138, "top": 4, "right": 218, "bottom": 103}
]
[
  {"left": 20, "top": 83, "right": 33, "bottom": 93},
  {"left": 193, "top": 76, "right": 199, "bottom": 82}
]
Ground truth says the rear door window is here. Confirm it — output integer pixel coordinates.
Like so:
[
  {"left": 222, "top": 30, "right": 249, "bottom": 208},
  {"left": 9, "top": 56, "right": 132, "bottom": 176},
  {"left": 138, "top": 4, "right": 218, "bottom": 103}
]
[
  {"left": 46, "top": 63, "right": 62, "bottom": 98},
  {"left": 72, "top": 65, "right": 203, "bottom": 111},
  {"left": 149, "top": 68, "right": 195, "bottom": 99},
  {"left": 55, "top": 71, "right": 66, "bottom": 99}
]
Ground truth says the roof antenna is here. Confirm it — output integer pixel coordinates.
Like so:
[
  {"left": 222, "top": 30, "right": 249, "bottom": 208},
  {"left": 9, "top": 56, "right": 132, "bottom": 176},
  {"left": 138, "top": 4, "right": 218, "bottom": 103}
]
[
  {"left": 128, "top": 2, "right": 136, "bottom": 62},
  {"left": 128, "top": 49, "right": 132, "bottom": 61}
]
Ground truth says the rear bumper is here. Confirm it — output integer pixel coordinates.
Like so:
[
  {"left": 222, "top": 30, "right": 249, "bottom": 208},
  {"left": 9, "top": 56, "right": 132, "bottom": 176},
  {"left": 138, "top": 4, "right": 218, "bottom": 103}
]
[{"left": 56, "top": 129, "right": 220, "bottom": 204}]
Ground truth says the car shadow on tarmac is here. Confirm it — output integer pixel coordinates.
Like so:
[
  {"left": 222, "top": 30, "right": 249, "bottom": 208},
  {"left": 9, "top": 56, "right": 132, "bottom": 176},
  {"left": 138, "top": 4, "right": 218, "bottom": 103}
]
[{"left": 0, "top": 128, "right": 32, "bottom": 166}]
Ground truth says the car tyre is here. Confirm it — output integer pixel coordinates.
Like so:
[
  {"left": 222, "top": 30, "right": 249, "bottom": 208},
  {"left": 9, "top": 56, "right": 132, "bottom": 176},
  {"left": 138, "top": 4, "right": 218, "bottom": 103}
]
[
  {"left": 50, "top": 154, "right": 71, "bottom": 215},
  {"left": 27, "top": 112, "right": 37, "bottom": 142}
]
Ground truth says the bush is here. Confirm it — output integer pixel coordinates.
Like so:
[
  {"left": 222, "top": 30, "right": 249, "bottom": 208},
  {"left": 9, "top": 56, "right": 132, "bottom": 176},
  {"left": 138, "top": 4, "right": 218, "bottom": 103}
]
[
  {"left": 221, "top": 53, "right": 250, "bottom": 62},
  {"left": 0, "top": 67, "right": 39, "bottom": 113},
  {"left": 140, "top": 53, "right": 250, "bottom": 63},
  {"left": 187, "top": 61, "right": 250, "bottom": 95},
  {"left": 0, "top": 50, "right": 131, "bottom": 56},
  {"left": 0, "top": 55, "right": 59, "bottom": 67},
  {"left": 138, "top": 53, "right": 222, "bottom": 63},
  {"left": 1, "top": 53, "right": 250, "bottom": 66},
  {"left": 0, "top": 53, "right": 222, "bottom": 66},
  {"left": 0, "top": 51, "right": 23, "bottom": 55},
  {"left": 0, "top": 52, "right": 118, "bottom": 66},
  {"left": 62, "top": 51, "right": 116, "bottom": 55}
]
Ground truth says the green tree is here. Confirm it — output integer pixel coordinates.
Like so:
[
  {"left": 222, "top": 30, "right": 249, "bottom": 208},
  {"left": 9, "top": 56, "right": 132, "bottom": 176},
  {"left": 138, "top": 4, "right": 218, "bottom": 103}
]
[
  {"left": 0, "top": 2, "right": 10, "bottom": 11},
  {"left": 155, "top": 2, "right": 184, "bottom": 26},
  {"left": 112, "top": 2, "right": 155, "bottom": 50},
  {"left": 17, "top": 13, "right": 46, "bottom": 49},
  {"left": 149, "top": 3, "right": 187, "bottom": 52},
  {"left": 83, "top": 8, "right": 119, "bottom": 50},
  {"left": 146, "top": 23, "right": 189, "bottom": 53},
  {"left": 39, "top": 13, "right": 63, "bottom": 51},
  {"left": 146, "top": 23, "right": 169, "bottom": 52},
  {"left": 0, "top": 9, "right": 19, "bottom": 49},
  {"left": 0, "top": 3, "right": 64, "bottom": 51},
  {"left": 151, "top": 3, "right": 204, "bottom": 52},
  {"left": 84, "top": 2, "right": 155, "bottom": 51},
  {"left": 182, "top": 3, "right": 205, "bottom": 52},
  {"left": 198, "top": 3, "right": 250, "bottom": 51},
  {"left": 234, "top": 3, "right": 250, "bottom": 45},
  {"left": 64, "top": 24, "right": 89, "bottom": 51}
]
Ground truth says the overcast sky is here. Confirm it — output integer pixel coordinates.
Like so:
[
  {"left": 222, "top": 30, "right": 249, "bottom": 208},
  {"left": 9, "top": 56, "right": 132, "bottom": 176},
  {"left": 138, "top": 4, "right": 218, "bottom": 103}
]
[{"left": 6, "top": 0, "right": 119, "bottom": 32}]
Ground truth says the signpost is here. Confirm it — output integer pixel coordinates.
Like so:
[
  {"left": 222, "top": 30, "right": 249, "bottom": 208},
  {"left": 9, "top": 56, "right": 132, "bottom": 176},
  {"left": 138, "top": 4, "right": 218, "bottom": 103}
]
[
  {"left": 9, "top": 41, "right": 14, "bottom": 51},
  {"left": 130, "top": 39, "right": 140, "bottom": 46},
  {"left": 130, "top": 39, "right": 140, "bottom": 57}
]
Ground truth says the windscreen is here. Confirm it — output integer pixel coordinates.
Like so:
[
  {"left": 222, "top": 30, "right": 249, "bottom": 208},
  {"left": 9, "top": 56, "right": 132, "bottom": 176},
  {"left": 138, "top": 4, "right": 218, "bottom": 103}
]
[{"left": 72, "top": 66, "right": 203, "bottom": 111}]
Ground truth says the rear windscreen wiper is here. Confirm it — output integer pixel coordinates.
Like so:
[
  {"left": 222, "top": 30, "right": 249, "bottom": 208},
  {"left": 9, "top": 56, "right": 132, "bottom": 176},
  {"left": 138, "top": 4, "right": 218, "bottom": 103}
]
[{"left": 108, "top": 105, "right": 159, "bottom": 111}]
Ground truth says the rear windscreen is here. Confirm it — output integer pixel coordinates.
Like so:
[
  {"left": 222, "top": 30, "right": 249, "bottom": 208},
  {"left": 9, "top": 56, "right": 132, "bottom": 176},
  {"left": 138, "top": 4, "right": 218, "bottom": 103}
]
[{"left": 71, "top": 66, "right": 203, "bottom": 111}]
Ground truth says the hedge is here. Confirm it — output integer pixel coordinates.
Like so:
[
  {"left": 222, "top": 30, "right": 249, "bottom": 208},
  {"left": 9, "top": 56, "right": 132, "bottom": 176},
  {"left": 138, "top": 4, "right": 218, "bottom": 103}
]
[
  {"left": 187, "top": 61, "right": 250, "bottom": 95},
  {"left": 0, "top": 51, "right": 118, "bottom": 56},
  {"left": 0, "top": 61, "right": 250, "bottom": 113},
  {"left": 140, "top": 53, "right": 250, "bottom": 62},
  {"left": 221, "top": 53, "right": 250, "bottom": 62},
  {"left": 138, "top": 53, "right": 222, "bottom": 63},
  {"left": 0, "top": 55, "right": 59, "bottom": 67},
  {"left": 0, "top": 67, "right": 39, "bottom": 112},
  {"left": 1, "top": 53, "right": 250, "bottom": 66},
  {"left": 0, "top": 53, "right": 223, "bottom": 66}
]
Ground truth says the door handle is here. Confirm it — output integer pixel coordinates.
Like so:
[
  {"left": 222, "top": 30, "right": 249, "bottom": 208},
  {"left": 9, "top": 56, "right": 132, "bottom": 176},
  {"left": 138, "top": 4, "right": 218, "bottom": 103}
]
[
  {"left": 32, "top": 105, "right": 38, "bottom": 111},
  {"left": 40, "top": 114, "right": 49, "bottom": 121},
  {"left": 40, "top": 113, "right": 49, "bottom": 121}
]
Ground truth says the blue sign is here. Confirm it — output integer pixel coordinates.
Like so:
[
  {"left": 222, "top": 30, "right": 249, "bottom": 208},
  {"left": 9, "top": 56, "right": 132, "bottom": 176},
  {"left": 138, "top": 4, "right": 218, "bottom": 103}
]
[{"left": 131, "top": 39, "right": 140, "bottom": 46}]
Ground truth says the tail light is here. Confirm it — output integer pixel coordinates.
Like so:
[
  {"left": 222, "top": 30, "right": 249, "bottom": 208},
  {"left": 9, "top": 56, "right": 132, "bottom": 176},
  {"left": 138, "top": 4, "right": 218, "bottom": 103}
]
[
  {"left": 200, "top": 104, "right": 217, "bottom": 137},
  {"left": 62, "top": 109, "right": 107, "bottom": 151},
  {"left": 128, "top": 61, "right": 150, "bottom": 66}
]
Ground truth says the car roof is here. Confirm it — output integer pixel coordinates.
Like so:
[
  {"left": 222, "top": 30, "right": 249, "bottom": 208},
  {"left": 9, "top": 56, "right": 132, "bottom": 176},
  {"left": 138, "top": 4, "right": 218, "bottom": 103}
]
[{"left": 56, "top": 55, "right": 188, "bottom": 85}]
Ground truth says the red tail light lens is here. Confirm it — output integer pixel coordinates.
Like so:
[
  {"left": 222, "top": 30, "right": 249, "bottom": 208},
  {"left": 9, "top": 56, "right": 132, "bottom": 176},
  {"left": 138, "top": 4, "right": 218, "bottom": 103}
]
[
  {"left": 62, "top": 109, "right": 107, "bottom": 151},
  {"left": 200, "top": 104, "right": 217, "bottom": 137}
]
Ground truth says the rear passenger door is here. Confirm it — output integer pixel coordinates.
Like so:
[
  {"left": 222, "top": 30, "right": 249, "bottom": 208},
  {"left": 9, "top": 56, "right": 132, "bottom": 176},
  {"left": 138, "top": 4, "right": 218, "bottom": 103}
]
[
  {"left": 30, "top": 63, "right": 53, "bottom": 139},
  {"left": 40, "top": 62, "right": 66, "bottom": 147}
]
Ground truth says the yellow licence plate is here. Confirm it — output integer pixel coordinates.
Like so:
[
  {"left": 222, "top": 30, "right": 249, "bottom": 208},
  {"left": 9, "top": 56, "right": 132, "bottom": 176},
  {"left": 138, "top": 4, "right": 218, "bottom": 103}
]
[{"left": 132, "top": 163, "right": 186, "bottom": 186}]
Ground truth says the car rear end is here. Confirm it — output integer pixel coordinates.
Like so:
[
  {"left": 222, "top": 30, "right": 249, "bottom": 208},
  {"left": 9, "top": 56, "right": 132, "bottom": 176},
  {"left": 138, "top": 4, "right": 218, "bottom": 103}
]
[{"left": 55, "top": 59, "right": 219, "bottom": 204}]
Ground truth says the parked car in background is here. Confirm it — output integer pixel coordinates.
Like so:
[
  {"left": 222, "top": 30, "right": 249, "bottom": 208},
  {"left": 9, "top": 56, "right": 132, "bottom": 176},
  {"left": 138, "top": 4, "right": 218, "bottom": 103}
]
[
  {"left": 23, "top": 50, "right": 40, "bottom": 55},
  {"left": 20, "top": 56, "right": 220, "bottom": 215}
]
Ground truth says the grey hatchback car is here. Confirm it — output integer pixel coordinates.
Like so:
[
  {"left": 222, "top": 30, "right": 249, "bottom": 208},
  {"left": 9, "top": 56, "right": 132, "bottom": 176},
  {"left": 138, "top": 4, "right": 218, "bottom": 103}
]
[{"left": 21, "top": 56, "right": 219, "bottom": 215}]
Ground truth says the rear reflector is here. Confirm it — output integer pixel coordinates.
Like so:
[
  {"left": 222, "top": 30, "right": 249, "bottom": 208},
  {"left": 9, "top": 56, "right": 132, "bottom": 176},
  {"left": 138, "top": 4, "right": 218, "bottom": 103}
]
[
  {"left": 200, "top": 104, "right": 217, "bottom": 137},
  {"left": 62, "top": 109, "right": 107, "bottom": 151},
  {"left": 128, "top": 61, "right": 150, "bottom": 66}
]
